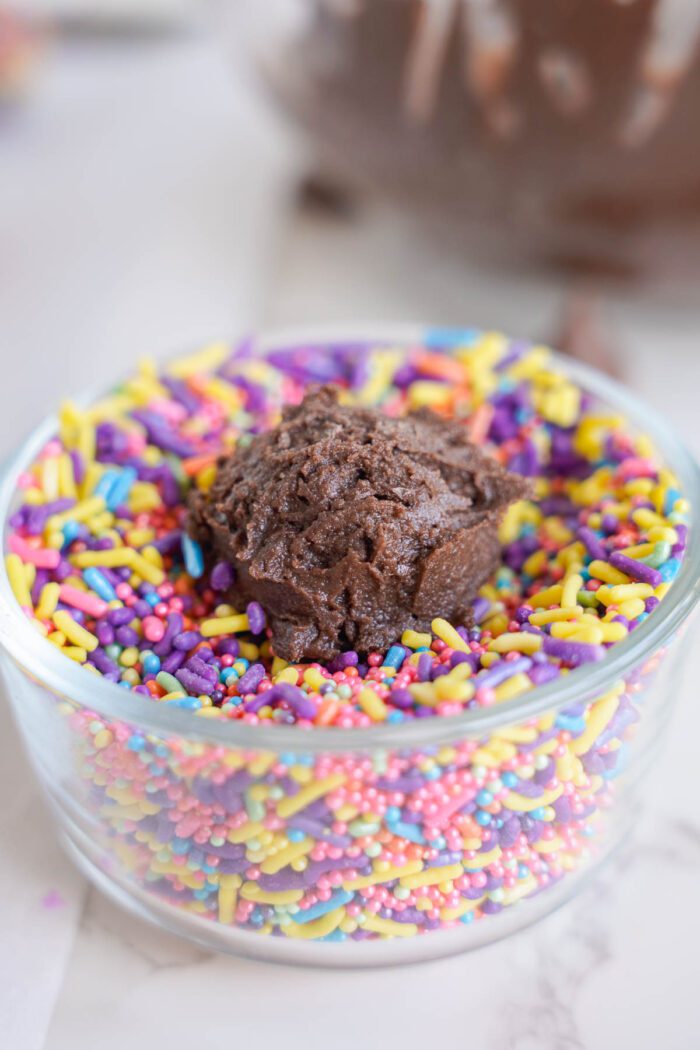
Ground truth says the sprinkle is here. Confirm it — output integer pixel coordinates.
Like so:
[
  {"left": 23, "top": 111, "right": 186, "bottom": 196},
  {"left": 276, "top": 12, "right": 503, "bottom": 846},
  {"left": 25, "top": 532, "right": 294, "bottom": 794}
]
[{"left": 52, "top": 610, "right": 98, "bottom": 652}]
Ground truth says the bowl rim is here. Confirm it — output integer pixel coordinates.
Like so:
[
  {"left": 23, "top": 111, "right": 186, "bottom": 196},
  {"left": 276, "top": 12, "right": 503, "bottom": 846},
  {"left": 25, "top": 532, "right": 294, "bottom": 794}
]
[{"left": 1, "top": 321, "right": 699, "bottom": 752}]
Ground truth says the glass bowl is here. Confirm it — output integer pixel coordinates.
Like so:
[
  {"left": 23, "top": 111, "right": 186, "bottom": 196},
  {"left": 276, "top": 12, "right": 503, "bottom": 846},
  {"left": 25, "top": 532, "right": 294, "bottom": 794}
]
[{"left": 0, "top": 324, "right": 698, "bottom": 967}]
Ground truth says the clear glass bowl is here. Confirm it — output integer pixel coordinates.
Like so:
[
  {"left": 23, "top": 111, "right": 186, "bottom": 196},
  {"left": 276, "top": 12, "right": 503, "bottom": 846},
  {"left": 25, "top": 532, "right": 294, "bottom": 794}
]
[{"left": 1, "top": 325, "right": 699, "bottom": 967}]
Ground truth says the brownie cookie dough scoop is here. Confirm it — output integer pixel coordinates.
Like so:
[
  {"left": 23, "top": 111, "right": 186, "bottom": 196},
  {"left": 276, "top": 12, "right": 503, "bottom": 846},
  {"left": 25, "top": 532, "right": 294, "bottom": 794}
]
[{"left": 188, "top": 385, "right": 528, "bottom": 662}]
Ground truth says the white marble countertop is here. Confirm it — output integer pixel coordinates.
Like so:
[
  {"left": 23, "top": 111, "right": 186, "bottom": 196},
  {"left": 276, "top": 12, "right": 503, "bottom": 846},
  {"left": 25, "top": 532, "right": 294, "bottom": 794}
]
[{"left": 2, "top": 29, "right": 700, "bottom": 1050}]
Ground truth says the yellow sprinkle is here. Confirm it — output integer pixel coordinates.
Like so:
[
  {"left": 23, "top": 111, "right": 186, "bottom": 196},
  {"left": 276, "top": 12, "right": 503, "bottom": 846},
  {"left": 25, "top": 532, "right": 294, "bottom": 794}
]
[
  {"left": 5, "top": 554, "right": 32, "bottom": 607},
  {"left": 36, "top": 582, "right": 61, "bottom": 619},
  {"left": 275, "top": 667, "right": 299, "bottom": 685},
  {"left": 52, "top": 610, "right": 99, "bottom": 652},
  {"left": 129, "top": 552, "right": 165, "bottom": 587},
  {"left": 632, "top": 507, "right": 666, "bottom": 530},
  {"left": 41, "top": 457, "right": 60, "bottom": 500},
  {"left": 463, "top": 847, "right": 502, "bottom": 870},
  {"left": 63, "top": 646, "right": 88, "bottom": 663},
  {"left": 239, "top": 642, "right": 259, "bottom": 662},
  {"left": 533, "top": 837, "right": 564, "bottom": 854},
  {"left": 80, "top": 462, "right": 105, "bottom": 498},
  {"left": 655, "top": 582, "right": 672, "bottom": 600},
  {"left": 561, "top": 573, "right": 583, "bottom": 609},
  {"left": 276, "top": 774, "right": 346, "bottom": 820},
  {"left": 572, "top": 688, "right": 622, "bottom": 755},
  {"left": 433, "top": 678, "right": 475, "bottom": 703},
  {"left": 260, "top": 838, "right": 313, "bottom": 875},
  {"left": 408, "top": 683, "right": 440, "bottom": 706},
  {"left": 77, "top": 420, "right": 96, "bottom": 464},
  {"left": 617, "top": 598, "right": 646, "bottom": 619},
  {"left": 407, "top": 381, "right": 453, "bottom": 410},
  {"left": 240, "top": 883, "right": 303, "bottom": 906},
  {"left": 608, "top": 583, "right": 654, "bottom": 603},
  {"left": 431, "top": 617, "right": 469, "bottom": 652},
  {"left": 529, "top": 584, "right": 563, "bottom": 608},
  {"left": 565, "top": 625, "right": 604, "bottom": 645},
  {"left": 168, "top": 341, "right": 228, "bottom": 379},
  {"left": 441, "top": 897, "right": 486, "bottom": 921},
  {"left": 504, "top": 785, "right": 563, "bottom": 812},
  {"left": 647, "top": 525, "right": 678, "bottom": 544},
  {"left": 93, "top": 729, "right": 113, "bottom": 749},
  {"left": 72, "top": 548, "right": 134, "bottom": 569},
  {"left": 358, "top": 687, "right": 388, "bottom": 721},
  {"left": 597, "top": 621, "right": 628, "bottom": 642},
  {"left": 58, "top": 454, "right": 77, "bottom": 499},
  {"left": 343, "top": 860, "right": 424, "bottom": 891},
  {"left": 493, "top": 673, "right": 532, "bottom": 702},
  {"left": 48, "top": 631, "right": 66, "bottom": 647},
  {"left": 284, "top": 909, "right": 347, "bottom": 940},
  {"left": 522, "top": 550, "right": 548, "bottom": 577},
  {"left": 400, "top": 862, "right": 463, "bottom": 889},
  {"left": 529, "top": 606, "right": 582, "bottom": 626},
  {"left": 303, "top": 668, "right": 325, "bottom": 692},
  {"left": 217, "top": 875, "right": 241, "bottom": 924},
  {"left": 588, "top": 560, "right": 629, "bottom": 586},
  {"left": 200, "top": 614, "right": 249, "bottom": 637},
  {"left": 200, "top": 377, "right": 243, "bottom": 412},
  {"left": 362, "top": 915, "right": 417, "bottom": 938},
  {"left": 488, "top": 632, "right": 542, "bottom": 654},
  {"left": 227, "top": 821, "right": 264, "bottom": 844},
  {"left": 507, "top": 345, "right": 550, "bottom": 381},
  {"left": 48, "top": 495, "right": 106, "bottom": 531},
  {"left": 619, "top": 543, "right": 655, "bottom": 559},
  {"left": 401, "top": 629, "right": 432, "bottom": 649}
]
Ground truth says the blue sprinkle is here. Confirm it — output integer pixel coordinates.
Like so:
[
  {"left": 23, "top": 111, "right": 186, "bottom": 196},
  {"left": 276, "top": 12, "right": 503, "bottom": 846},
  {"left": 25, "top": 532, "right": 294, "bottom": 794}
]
[
  {"left": 164, "top": 697, "right": 202, "bottom": 710},
  {"left": 555, "top": 713, "right": 586, "bottom": 733},
  {"left": 501, "top": 772, "right": 518, "bottom": 788},
  {"left": 460, "top": 911, "right": 475, "bottom": 925},
  {"left": 320, "top": 930, "right": 347, "bottom": 942},
  {"left": 287, "top": 828, "right": 306, "bottom": 843},
  {"left": 659, "top": 558, "right": 680, "bottom": 582},
  {"left": 476, "top": 790, "right": 493, "bottom": 807},
  {"left": 387, "top": 711, "right": 404, "bottom": 723},
  {"left": 181, "top": 534, "right": 205, "bottom": 579},
  {"left": 382, "top": 645, "right": 405, "bottom": 670},
  {"left": 83, "top": 566, "right": 118, "bottom": 602},
  {"left": 127, "top": 734, "right": 145, "bottom": 751},
  {"left": 142, "top": 652, "right": 161, "bottom": 675},
  {"left": 105, "top": 466, "right": 138, "bottom": 511},
  {"left": 385, "top": 806, "right": 402, "bottom": 823},
  {"left": 171, "top": 838, "right": 190, "bottom": 855},
  {"left": 94, "top": 470, "right": 119, "bottom": 500},
  {"left": 476, "top": 810, "right": 492, "bottom": 827},
  {"left": 387, "top": 820, "right": 425, "bottom": 845},
  {"left": 291, "top": 889, "right": 354, "bottom": 924},
  {"left": 145, "top": 592, "right": 160, "bottom": 607},
  {"left": 424, "top": 326, "right": 479, "bottom": 348},
  {"left": 62, "top": 520, "right": 80, "bottom": 545}
]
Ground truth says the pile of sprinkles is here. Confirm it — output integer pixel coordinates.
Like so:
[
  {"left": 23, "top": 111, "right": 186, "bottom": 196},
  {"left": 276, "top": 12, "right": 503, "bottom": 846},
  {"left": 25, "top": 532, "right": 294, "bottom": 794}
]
[
  {"left": 1, "top": 330, "right": 692, "bottom": 945},
  {"left": 5, "top": 331, "right": 687, "bottom": 726}
]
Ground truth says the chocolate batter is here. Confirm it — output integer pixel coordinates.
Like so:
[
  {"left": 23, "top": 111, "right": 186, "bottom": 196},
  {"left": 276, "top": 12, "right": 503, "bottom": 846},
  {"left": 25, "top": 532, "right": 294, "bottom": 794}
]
[{"left": 188, "top": 385, "right": 528, "bottom": 662}]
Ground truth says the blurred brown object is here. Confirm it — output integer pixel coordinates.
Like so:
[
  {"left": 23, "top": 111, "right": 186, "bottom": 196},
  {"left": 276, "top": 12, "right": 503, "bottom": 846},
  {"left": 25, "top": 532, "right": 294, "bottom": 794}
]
[
  {"left": 551, "top": 293, "right": 624, "bottom": 380},
  {"left": 255, "top": 0, "right": 700, "bottom": 288}
]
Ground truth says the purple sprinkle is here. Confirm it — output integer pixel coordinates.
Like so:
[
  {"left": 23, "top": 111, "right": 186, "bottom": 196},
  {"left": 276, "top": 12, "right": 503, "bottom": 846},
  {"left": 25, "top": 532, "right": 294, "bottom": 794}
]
[
  {"left": 217, "top": 637, "right": 240, "bottom": 657},
  {"left": 476, "top": 656, "right": 532, "bottom": 690},
  {"left": 153, "top": 612, "right": 183, "bottom": 657},
  {"left": 388, "top": 687, "right": 414, "bottom": 709},
  {"left": 577, "top": 526, "right": 607, "bottom": 561},
  {"left": 115, "top": 626, "right": 140, "bottom": 647},
  {"left": 609, "top": 551, "right": 662, "bottom": 587},
  {"left": 542, "top": 636, "right": 606, "bottom": 665},
  {"left": 472, "top": 596, "right": 490, "bottom": 623},
  {"left": 173, "top": 630, "right": 201, "bottom": 651},
  {"left": 246, "top": 601, "right": 266, "bottom": 635},
  {"left": 175, "top": 668, "right": 215, "bottom": 696},
  {"left": 528, "top": 662, "right": 560, "bottom": 685},
  {"left": 161, "top": 649, "right": 187, "bottom": 674},
  {"left": 210, "top": 561, "right": 234, "bottom": 592},
  {"left": 237, "top": 663, "right": 266, "bottom": 693},
  {"left": 107, "top": 606, "right": 134, "bottom": 627},
  {"left": 417, "top": 652, "right": 433, "bottom": 682},
  {"left": 96, "top": 622, "right": 115, "bottom": 646}
]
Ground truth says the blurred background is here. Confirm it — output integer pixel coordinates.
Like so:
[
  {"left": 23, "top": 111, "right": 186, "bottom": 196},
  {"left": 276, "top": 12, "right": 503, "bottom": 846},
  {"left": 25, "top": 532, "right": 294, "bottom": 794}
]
[{"left": 2, "top": 4, "right": 700, "bottom": 1048}]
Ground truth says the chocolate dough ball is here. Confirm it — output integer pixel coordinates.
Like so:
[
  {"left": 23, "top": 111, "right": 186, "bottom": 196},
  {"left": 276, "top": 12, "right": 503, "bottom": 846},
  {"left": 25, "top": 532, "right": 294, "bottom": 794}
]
[{"left": 188, "top": 385, "right": 528, "bottom": 662}]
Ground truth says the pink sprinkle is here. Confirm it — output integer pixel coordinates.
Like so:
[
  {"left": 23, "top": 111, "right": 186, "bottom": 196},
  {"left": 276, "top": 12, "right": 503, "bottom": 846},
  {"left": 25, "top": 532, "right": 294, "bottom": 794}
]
[
  {"left": 59, "top": 584, "right": 108, "bottom": 618},
  {"left": 143, "top": 615, "right": 166, "bottom": 643},
  {"left": 17, "top": 472, "right": 36, "bottom": 489},
  {"left": 8, "top": 534, "right": 61, "bottom": 569}
]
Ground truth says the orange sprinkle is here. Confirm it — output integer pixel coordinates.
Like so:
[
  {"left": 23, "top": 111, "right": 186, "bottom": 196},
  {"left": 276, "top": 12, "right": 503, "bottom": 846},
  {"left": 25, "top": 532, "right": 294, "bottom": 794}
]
[{"left": 414, "top": 352, "right": 468, "bottom": 384}]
